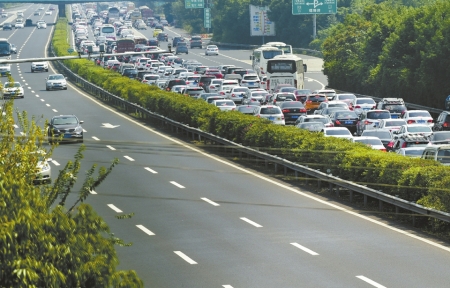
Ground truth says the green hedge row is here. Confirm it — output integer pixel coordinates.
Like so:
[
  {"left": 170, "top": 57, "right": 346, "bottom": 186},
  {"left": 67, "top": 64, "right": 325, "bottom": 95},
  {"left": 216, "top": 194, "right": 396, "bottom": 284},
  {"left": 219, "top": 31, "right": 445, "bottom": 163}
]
[{"left": 53, "top": 19, "right": 450, "bottom": 219}]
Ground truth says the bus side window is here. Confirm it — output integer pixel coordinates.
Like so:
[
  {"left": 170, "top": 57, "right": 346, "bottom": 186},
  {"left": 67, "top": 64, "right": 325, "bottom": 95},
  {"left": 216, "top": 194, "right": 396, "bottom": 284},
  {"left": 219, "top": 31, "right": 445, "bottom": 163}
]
[{"left": 303, "top": 64, "right": 307, "bottom": 72}]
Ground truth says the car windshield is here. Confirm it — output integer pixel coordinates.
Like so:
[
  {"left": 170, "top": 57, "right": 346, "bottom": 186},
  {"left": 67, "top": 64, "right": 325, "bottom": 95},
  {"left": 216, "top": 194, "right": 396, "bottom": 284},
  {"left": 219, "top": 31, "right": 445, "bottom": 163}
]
[
  {"left": 260, "top": 107, "right": 281, "bottom": 114},
  {"left": 53, "top": 117, "right": 78, "bottom": 125},
  {"left": 280, "top": 87, "right": 296, "bottom": 93},
  {"left": 326, "top": 129, "right": 351, "bottom": 136},
  {"left": 48, "top": 75, "right": 64, "bottom": 80},
  {"left": 407, "top": 126, "right": 431, "bottom": 133},
  {"left": 281, "top": 102, "right": 304, "bottom": 108},
  {"left": 409, "top": 111, "right": 430, "bottom": 117},
  {"left": 244, "top": 75, "right": 258, "bottom": 80},
  {"left": 5, "top": 82, "right": 21, "bottom": 87},
  {"left": 367, "top": 111, "right": 390, "bottom": 119},
  {"left": 177, "top": 42, "right": 187, "bottom": 47},
  {"left": 355, "top": 139, "right": 382, "bottom": 145}
]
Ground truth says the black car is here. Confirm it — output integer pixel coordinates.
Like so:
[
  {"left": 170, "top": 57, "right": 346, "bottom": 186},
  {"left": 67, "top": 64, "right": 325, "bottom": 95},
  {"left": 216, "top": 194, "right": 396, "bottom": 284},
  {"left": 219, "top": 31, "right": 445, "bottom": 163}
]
[
  {"left": 165, "top": 79, "right": 186, "bottom": 91},
  {"left": 3, "top": 23, "right": 12, "bottom": 30},
  {"left": 122, "top": 68, "right": 138, "bottom": 79},
  {"left": 157, "top": 32, "right": 168, "bottom": 42},
  {"left": 329, "top": 110, "right": 359, "bottom": 133},
  {"left": 47, "top": 115, "right": 84, "bottom": 143},
  {"left": 147, "top": 38, "right": 159, "bottom": 46},
  {"left": 278, "top": 101, "right": 307, "bottom": 125},
  {"left": 433, "top": 111, "right": 450, "bottom": 131},
  {"left": 172, "top": 36, "right": 185, "bottom": 47},
  {"left": 175, "top": 42, "right": 188, "bottom": 55},
  {"left": 189, "top": 36, "right": 202, "bottom": 48}
]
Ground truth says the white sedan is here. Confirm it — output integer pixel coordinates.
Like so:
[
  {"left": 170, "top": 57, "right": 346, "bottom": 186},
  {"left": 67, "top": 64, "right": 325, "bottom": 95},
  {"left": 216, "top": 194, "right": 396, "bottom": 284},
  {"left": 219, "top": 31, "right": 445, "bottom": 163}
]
[
  {"left": 45, "top": 11, "right": 52, "bottom": 15},
  {"left": 205, "top": 45, "right": 219, "bottom": 56},
  {"left": 15, "top": 22, "right": 24, "bottom": 29},
  {"left": 3, "top": 82, "right": 24, "bottom": 98},
  {"left": 37, "top": 20, "right": 47, "bottom": 29},
  {"left": 213, "top": 100, "right": 236, "bottom": 111}
]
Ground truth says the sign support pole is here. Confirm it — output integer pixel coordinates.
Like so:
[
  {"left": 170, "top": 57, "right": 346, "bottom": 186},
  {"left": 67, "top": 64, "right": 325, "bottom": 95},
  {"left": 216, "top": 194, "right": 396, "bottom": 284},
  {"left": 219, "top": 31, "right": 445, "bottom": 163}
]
[{"left": 313, "top": 14, "right": 316, "bottom": 39}]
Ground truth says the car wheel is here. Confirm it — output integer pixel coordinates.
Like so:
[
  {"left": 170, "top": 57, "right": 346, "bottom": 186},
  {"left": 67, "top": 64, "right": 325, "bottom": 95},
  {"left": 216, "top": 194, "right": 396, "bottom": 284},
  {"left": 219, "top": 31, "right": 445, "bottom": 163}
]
[
  {"left": 46, "top": 87, "right": 49, "bottom": 91},
  {"left": 64, "top": 87, "right": 67, "bottom": 90},
  {"left": 31, "top": 69, "right": 34, "bottom": 73},
  {"left": 45, "top": 69, "right": 48, "bottom": 72}
]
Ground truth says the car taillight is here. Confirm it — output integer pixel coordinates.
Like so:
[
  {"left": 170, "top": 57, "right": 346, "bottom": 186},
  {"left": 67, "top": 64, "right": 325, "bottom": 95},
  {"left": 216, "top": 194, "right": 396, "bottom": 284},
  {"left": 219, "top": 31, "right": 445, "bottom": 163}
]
[
  {"left": 210, "top": 85, "right": 215, "bottom": 89},
  {"left": 306, "top": 100, "right": 312, "bottom": 103},
  {"left": 402, "top": 142, "right": 407, "bottom": 148},
  {"left": 186, "top": 81, "right": 190, "bottom": 84},
  {"left": 336, "top": 120, "right": 341, "bottom": 125},
  {"left": 355, "top": 105, "right": 361, "bottom": 108},
  {"left": 444, "top": 122, "right": 449, "bottom": 127},
  {"left": 300, "top": 108, "right": 307, "bottom": 113},
  {"left": 231, "top": 94, "right": 235, "bottom": 97},
  {"left": 220, "top": 91, "right": 225, "bottom": 95},
  {"left": 364, "top": 120, "right": 372, "bottom": 125},
  {"left": 282, "top": 109, "right": 290, "bottom": 113},
  {"left": 380, "top": 149, "right": 387, "bottom": 152},
  {"left": 373, "top": 105, "right": 376, "bottom": 109},
  {"left": 407, "top": 120, "right": 415, "bottom": 124},
  {"left": 427, "top": 119, "right": 433, "bottom": 123},
  {"left": 142, "top": 80, "right": 148, "bottom": 83},
  {"left": 281, "top": 115, "right": 285, "bottom": 120}
]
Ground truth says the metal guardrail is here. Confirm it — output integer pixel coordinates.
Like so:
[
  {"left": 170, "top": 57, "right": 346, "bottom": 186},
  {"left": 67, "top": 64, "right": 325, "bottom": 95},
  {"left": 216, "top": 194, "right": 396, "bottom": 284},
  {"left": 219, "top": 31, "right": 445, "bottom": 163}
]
[
  {"left": 49, "top": 45, "right": 450, "bottom": 224},
  {"left": 332, "top": 89, "right": 444, "bottom": 118}
]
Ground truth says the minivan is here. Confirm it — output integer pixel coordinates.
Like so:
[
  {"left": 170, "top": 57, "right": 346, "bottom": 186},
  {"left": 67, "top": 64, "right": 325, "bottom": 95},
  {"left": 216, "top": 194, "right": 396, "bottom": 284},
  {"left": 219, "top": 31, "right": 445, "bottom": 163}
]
[{"left": 421, "top": 145, "right": 450, "bottom": 166}]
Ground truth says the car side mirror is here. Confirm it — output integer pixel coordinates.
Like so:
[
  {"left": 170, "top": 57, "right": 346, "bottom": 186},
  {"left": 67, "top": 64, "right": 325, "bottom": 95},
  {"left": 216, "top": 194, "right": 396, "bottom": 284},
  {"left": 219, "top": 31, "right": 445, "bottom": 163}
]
[
  {"left": 65, "top": 77, "right": 68, "bottom": 80},
  {"left": 79, "top": 120, "right": 84, "bottom": 124}
]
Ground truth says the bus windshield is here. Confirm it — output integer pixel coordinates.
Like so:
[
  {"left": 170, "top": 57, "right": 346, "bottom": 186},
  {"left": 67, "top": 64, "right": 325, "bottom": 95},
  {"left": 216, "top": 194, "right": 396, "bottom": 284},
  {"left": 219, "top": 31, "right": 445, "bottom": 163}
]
[
  {"left": 267, "top": 60, "right": 296, "bottom": 74},
  {"left": 262, "top": 50, "right": 283, "bottom": 59}
]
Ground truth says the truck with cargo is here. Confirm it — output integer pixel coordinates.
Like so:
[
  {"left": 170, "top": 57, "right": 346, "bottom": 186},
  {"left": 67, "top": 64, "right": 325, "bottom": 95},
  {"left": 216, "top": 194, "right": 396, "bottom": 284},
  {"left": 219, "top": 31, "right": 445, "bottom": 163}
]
[{"left": 116, "top": 39, "right": 135, "bottom": 53}]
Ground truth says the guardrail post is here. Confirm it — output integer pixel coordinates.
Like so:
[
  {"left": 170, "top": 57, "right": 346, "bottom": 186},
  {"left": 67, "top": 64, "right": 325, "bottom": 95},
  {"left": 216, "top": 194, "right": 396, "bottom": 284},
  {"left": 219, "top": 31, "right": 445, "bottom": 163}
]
[
  {"left": 295, "top": 171, "right": 298, "bottom": 181},
  {"left": 318, "top": 179, "right": 321, "bottom": 189},
  {"left": 274, "top": 163, "right": 278, "bottom": 173},
  {"left": 284, "top": 166, "right": 287, "bottom": 176},
  {"left": 349, "top": 191, "right": 353, "bottom": 202},
  {"left": 265, "top": 159, "right": 268, "bottom": 168},
  {"left": 379, "top": 200, "right": 383, "bottom": 212},
  {"left": 364, "top": 195, "right": 367, "bottom": 207},
  {"left": 412, "top": 215, "right": 416, "bottom": 226},
  {"left": 395, "top": 206, "right": 399, "bottom": 219},
  {"left": 239, "top": 150, "right": 242, "bottom": 158}
]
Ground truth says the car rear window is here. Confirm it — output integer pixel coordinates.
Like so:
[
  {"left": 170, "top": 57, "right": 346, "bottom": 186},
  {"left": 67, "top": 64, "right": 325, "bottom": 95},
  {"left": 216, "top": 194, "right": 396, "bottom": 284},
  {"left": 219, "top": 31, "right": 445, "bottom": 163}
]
[
  {"left": 244, "top": 75, "right": 259, "bottom": 80},
  {"left": 409, "top": 111, "right": 431, "bottom": 117},
  {"left": 260, "top": 107, "right": 281, "bottom": 114},
  {"left": 309, "top": 95, "right": 327, "bottom": 102},
  {"left": 384, "top": 120, "right": 406, "bottom": 126},
  {"left": 326, "top": 129, "right": 351, "bottom": 135},
  {"left": 357, "top": 99, "right": 375, "bottom": 104},
  {"left": 367, "top": 111, "right": 390, "bottom": 119},
  {"left": 280, "top": 102, "right": 304, "bottom": 108}
]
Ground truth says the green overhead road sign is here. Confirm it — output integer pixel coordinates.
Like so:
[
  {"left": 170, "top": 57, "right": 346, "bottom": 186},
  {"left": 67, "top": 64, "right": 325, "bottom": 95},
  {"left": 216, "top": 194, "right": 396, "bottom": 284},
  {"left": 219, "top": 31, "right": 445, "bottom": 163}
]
[
  {"left": 185, "top": 0, "right": 204, "bottom": 9},
  {"left": 204, "top": 8, "right": 211, "bottom": 28},
  {"left": 292, "top": 0, "right": 337, "bottom": 15}
]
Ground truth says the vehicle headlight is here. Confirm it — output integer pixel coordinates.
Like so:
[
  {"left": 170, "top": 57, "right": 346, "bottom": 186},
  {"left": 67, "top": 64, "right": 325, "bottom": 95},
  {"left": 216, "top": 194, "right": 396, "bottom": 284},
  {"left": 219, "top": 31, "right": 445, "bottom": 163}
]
[{"left": 75, "top": 126, "right": 83, "bottom": 133}]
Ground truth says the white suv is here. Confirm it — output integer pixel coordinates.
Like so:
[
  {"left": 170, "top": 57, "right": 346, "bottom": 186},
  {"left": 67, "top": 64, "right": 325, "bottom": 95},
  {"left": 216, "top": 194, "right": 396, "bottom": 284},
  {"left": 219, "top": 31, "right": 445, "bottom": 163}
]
[
  {"left": 253, "top": 105, "right": 285, "bottom": 125},
  {"left": 31, "top": 61, "right": 49, "bottom": 72},
  {"left": 240, "top": 74, "right": 260, "bottom": 89}
]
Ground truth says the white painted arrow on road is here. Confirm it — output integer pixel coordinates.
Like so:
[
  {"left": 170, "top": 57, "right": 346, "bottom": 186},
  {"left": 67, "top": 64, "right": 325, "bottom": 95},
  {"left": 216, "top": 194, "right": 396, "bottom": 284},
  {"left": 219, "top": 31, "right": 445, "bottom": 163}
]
[{"left": 101, "top": 123, "right": 120, "bottom": 128}]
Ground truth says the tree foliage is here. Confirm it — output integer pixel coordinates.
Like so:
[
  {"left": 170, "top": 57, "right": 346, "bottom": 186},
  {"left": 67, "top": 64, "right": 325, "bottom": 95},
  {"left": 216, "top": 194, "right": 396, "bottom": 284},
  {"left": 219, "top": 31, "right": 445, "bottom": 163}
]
[
  {"left": 0, "top": 94, "right": 143, "bottom": 286},
  {"left": 322, "top": 0, "right": 450, "bottom": 108}
]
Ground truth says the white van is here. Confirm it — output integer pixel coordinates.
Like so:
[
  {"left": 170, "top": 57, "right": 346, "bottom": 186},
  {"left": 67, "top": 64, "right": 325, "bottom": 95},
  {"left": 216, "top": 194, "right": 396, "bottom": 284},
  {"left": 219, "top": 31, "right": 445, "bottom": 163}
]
[{"left": 421, "top": 145, "right": 450, "bottom": 166}]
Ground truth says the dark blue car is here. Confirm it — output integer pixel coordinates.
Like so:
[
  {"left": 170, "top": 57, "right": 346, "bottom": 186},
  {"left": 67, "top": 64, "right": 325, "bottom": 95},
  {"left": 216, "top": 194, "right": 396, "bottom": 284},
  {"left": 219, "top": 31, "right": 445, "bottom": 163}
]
[{"left": 175, "top": 42, "right": 188, "bottom": 55}]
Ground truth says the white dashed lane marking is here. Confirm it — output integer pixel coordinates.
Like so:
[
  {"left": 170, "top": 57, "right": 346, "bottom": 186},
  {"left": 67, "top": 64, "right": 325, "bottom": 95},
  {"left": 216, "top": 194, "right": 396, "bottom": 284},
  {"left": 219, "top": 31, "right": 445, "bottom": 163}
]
[{"left": 107, "top": 204, "right": 123, "bottom": 213}]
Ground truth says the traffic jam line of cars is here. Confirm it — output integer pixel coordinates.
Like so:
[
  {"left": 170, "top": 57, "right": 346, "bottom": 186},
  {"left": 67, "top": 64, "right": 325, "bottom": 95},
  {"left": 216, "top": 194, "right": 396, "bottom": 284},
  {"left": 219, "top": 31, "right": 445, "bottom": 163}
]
[{"left": 69, "top": 5, "right": 450, "bottom": 167}]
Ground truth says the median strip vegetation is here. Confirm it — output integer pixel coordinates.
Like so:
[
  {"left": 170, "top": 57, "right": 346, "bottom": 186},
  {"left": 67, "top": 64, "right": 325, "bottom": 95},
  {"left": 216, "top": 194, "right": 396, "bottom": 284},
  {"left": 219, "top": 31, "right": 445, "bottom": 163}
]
[{"left": 53, "top": 18, "right": 450, "bottom": 234}]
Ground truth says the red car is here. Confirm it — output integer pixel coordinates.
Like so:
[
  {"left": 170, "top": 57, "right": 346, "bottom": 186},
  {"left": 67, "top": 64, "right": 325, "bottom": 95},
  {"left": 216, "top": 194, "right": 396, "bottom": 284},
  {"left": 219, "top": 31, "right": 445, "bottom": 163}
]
[
  {"left": 294, "top": 89, "right": 311, "bottom": 103},
  {"left": 205, "top": 69, "right": 223, "bottom": 79}
]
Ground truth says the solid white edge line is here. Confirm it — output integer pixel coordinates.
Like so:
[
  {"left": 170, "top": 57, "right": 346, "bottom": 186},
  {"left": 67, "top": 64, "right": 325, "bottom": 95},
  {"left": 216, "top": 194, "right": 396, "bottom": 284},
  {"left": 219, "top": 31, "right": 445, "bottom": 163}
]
[
  {"left": 136, "top": 224, "right": 155, "bottom": 236},
  {"left": 240, "top": 217, "right": 263, "bottom": 228},
  {"left": 201, "top": 197, "right": 220, "bottom": 206},
  {"left": 144, "top": 167, "right": 158, "bottom": 174},
  {"left": 106, "top": 145, "right": 116, "bottom": 150},
  {"left": 356, "top": 276, "right": 387, "bottom": 288},
  {"left": 222, "top": 286, "right": 234, "bottom": 288},
  {"left": 107, "top": 204, "right": 123, "bottom": 213},
  {"left": 170, "top": 181, "right": 185, "bottom": 188},
  {"left": 51, "top": 33, "right": 450, "bottom": 253},
  {"left": 124, "top": 155, "right": 135, "bottom": 161},
  {"left": 174, "top": 251, "right": 197, "bottom": 264},
  {"left": 290, "top": 242, "right": 319, "bottom": 256},
  {"left": 92, "top": 136, "right": 100, "bottom": 141}
]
